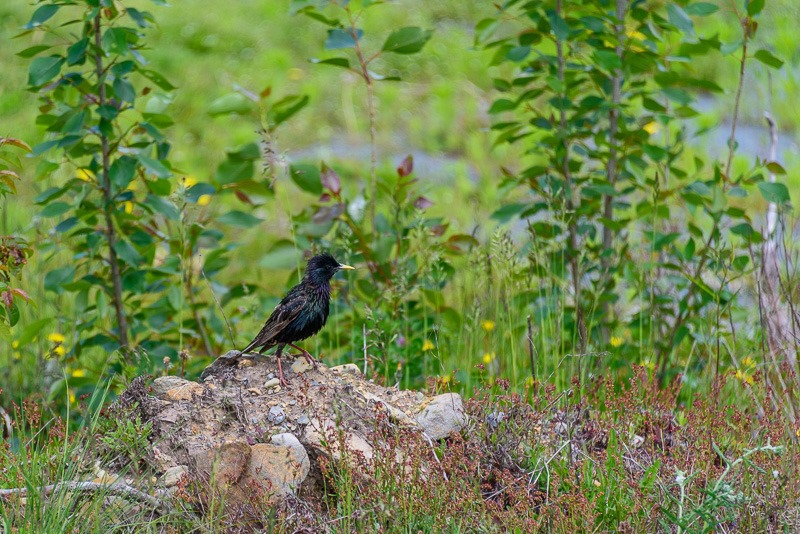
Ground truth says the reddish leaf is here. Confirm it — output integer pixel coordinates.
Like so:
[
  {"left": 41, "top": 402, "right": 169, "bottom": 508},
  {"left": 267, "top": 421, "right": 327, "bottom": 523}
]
[
  {"left": 234, "top": 190, "right": 253, "bottom": 205},
  {"left": 260, "top": 86, "right": 272, "bottom": 99},
  {"left": 319, "top": 193, "right": 332, "bottom": 203},
  {"left": 321, "top": 164, "right": 341, "bottom": 194},
  {"left": 11, "top": 288, "right": 30, "bottom": 302},
  {"left": 414, "top": 195, "right": 433, "bottom": 209},
  {"left": 1, "top": 291, "right": 11, "bottom": 308},
  {"left": 397, "top": 154, "right": 413, "bottom": 177}
]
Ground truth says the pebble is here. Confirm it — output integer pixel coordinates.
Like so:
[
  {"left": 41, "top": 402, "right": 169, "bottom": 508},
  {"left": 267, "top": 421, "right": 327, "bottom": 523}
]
[
  {"left": 268, "top": 406, "right": 286, "bottom": 424},
  {"left": 288, "top": 399, "right": 296, "bottom": 406},
  {"left": 297, "top": 414, "right": 310, "bottom": 425},
  {"left": 264, "top": 378, "right": 280, "bottom": 389}
]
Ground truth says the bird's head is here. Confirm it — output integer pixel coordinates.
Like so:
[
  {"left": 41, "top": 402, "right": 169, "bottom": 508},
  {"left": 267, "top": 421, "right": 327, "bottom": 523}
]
[{"left": 305, "top": 252, "right": 355, "bottom": 284}]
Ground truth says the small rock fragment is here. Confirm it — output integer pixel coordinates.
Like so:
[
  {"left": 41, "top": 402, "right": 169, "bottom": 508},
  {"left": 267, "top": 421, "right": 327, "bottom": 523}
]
[
  {"left": 416, "top": 393, "right": 466, "bottom": 440},
  {"left": 264, "top": 378, "right": 280, "bottom": 389},
  {"left": 151, "top": 376, "right": 193, "bottom": 397},
  {"left": 297, "top": 414, "right": 310, "bottom": 425},
  {"left": 164, "top": 381, "right": 204, "bottom": 401},
  {"left": 268, "top": 405, "right": 286, "bottom": 424},
  {"left": 330, "top": 363, "right": 361, "bottom": 374},
  {"left": 291, "top": 358, "right": 314, "bottom": 374},
  {"left": 160, "top": 465, "right": 189, "bottom": 487},
  {"left": 246, "top": 435, "right": 309, "bottom": 495}
]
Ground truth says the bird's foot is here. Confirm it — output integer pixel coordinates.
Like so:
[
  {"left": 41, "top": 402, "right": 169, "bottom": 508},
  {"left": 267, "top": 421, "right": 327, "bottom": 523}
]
[
  {"left": 276, "top": 356, "right": 291, "bottom": 388},
  {"left": 301, "top": 350, "right": 319, "bottom": 369}
]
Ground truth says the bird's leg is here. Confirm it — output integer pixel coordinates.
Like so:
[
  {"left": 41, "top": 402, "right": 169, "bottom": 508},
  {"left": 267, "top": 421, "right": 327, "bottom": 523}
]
[
  {"left": 287, "top": 342, "right": 318, "bottom": 368},
  {"left": 275, "top": 344, "right": 289, "bottom": 388}
]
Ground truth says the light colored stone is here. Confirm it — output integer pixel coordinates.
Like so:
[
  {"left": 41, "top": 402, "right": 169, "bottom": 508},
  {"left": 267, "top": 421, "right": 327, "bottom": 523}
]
[
  {"left": 303, "top": 417, "right": 374, "bottom": 462},
  {"left": 291, "top": 358, "right": 314, "bottom": 374},
  {"left": 330, "top": 363, "right": 361, "bottom": 374},
  {"left": 416, "top": 393, "right": 466, "bottom": 440},
  {"left": 192, "top": 439, "right": 251, "bottom": 486},
  {"left": 264, "top": 378, "right": 280, "bottom": 389},
  {"left": 151, "top": 376, "right": 194, "bottom": 397},
  {"left": 247, "top": 388, "right": 262, "bottom": 396},
  {"left": 362, "top": 391, "right": 416, "bottom": 426},
  {"left": 246, "top": 437, "right": 309, "bottom": 495},
  {"left": 164, "top": 381, "right": 204, "bottom": 401},
  {"left": 160, "top": 465, "right": 189, "bottom": 487}
]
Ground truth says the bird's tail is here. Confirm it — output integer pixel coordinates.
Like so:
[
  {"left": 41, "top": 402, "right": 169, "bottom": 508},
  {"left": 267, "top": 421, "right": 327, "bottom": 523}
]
[{"left": 241, "top": 339, "right": 259, "bottom": 354}]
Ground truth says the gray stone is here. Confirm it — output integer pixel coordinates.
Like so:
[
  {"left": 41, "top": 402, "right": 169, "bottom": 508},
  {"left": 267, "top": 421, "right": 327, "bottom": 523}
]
[
  {"left": 291, "top": 358, "right": 314, "bottom": 374},
  {"left": 264, "top": 378, "right": 280, "bottom": 389},
  {"left": 151, "top": 376, "right": 193, "bottom": 397},
  {"left": 330, "top": 363, "right": 361, "bottom": 374},
  {"left": 416, "top": 393, "right": 466, "bottom": 440},
  {"left": 268, "top": 405, "right": 286, "bottom": 424},
  {"left": 296, "top": 414, "right": 310, "bottom": 425},
  {"left": 247, "top": 435, "right": 309, "bottom": 495}
]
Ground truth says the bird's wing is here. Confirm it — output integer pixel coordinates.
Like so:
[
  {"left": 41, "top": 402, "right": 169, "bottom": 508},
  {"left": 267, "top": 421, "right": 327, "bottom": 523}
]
[{"left": 242, "top": 287, "right": 307, "bottom": 353}]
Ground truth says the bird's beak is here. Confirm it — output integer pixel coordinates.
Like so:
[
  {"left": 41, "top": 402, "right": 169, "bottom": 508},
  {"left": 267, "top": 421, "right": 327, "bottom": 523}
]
[{"left": 338, "top": 264, "right": 355, "bottom": 270}]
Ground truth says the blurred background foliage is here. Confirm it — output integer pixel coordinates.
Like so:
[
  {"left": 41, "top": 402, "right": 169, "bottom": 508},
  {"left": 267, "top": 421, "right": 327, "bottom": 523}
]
[{"left": 0, "top": 0, "right": 798, "bottom": 417}]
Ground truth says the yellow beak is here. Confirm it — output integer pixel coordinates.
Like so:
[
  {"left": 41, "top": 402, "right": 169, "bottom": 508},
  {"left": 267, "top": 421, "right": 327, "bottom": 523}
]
[{"left": 338, "top": 264, "right": 356, "bottom": 270}]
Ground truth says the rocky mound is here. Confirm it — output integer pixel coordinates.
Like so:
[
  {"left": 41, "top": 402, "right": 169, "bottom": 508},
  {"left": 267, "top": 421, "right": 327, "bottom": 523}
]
[{"left": 122, "top": 350, "right": 466, "bottom": 515}]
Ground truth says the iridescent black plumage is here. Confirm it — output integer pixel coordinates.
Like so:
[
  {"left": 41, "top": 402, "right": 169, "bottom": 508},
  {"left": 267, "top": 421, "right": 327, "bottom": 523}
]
[{"left": 242, "top": 253, "right": 354, "bottom": 385}]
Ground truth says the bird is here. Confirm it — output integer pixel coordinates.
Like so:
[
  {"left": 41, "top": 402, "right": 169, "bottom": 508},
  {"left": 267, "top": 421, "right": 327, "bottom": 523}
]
[{"left": 241, "top": 252, "right": 355, "bottom": 387}]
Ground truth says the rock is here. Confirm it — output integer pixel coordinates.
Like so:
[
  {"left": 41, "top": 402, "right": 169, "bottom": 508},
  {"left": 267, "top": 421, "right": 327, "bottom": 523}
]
[
  {"left": 416, "top": 393, "right": 466, "bottom": 440},
  {"left": 247, "top": 388, "right": 262, "bottom": 396},
  {"left": 362, "top": 391, "right": 417, "bottom": 427},
  {"left": 303, "top": 417, "right": 374, "bottom": 462},
  {"left": 264, "top": 378, "right": 280, "bottom": 389},
  {"left": 330, "top": 363, "right": 361, "bottom": 374},
  {"left": 268, "top": 405, "right": 286, "bottom": 424},
  {"left": 192, "top": 439, "right": 251, "bottom": 486},
  {"left": 151, "top": 376, "right": 194, "bottom": 397},
  {"left": 297, "top": 414, "right": 310, "bottom": 425},
  {"left": 160, "top": 465, "right": 188, "bottom": 487},
  {"left": 246, "top": 435, "right": 309, "bottom": 495},
  {"left": 291, "top": 358, "right": 314, "bottom": 374},
  {"left": 164, "top": 381, "right": 204, "bottom": 401}
]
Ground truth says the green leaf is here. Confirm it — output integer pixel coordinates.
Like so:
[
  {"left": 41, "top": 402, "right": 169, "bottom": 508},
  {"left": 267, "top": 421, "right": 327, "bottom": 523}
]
[
  {"left": 685, "top": 2, "right": 719, "bottom": 15},
  {"left": 110, "top": 156, "right": 137, "bottom": 191},
  {"left": 747, "top": 0, "right": 765, "bottom": 16},
  {"left": 28, "top": 56, "right": 64, "bottom": 87},
  {"left": 667, "top": 4, "right": 694, "bottom": 35},
  {"left": 214, "top": 159, "right": 253, "bottom": 185},
  {"left": 270, "top": 94, "right": 309, "bottom": 127},
  {"left": 113, "top": 78, "right": 136, "bottom": 103},
  {"left": 138, "top": 156, "right": 171, "bottom": 178},
  {"left": 140, "top": 69, "right": 176, "bottom": 90},
  {"left": 325, "top": 28, "right": 362, "bottom": 50},
  {"left": 44, "top": 266, "right": 75, "bottom": 294},
  {"left": 491, "top": 203, "right": 527, "bottom": 223},
  {"left": 753, "top": 49, "right": 783, "bottom": 69},
  {"left": 17, "top": 45, "right": 51, "bottom": 58},
  {"left": 289, "top": 163, "right": 322, "bottom": 195},
  {"left": 208, "top": 93, "right": 253, "bottom": 116},
  {"left": 143, "top": 194, "right": 180, "bottom": 220},
  {"left": 766, "top": 162, "right": 786, "bottom": 175},
  {"left": 382, "top": 27, "right": 432, "bottom": 54},
  {"left": 24, "top": 5, "right": 59, "bottom": 29},
  {"left": 218, "top": 210, "right": 263, "bottom": 228},
  {"left": 488, "top": 99, "right": 517, "bottom": 114},
  {"left": 593, "top": 50, "right": 622, "bottom": 71},
  {"left": 114, "top": 239, "right": 142, "bottom": 266},
  {"left": 102, "top": 28, "right": 132, "bottom": 55},
  {"left": 758, "top": 182, "right": 790, "bottom": 204},
  {"left": 66, "top": 38, "right": 88, "bottom": 66},
  {"left": 186, "top": 183, "right": 215, "bottom": 203},
  {"left": 16, "top": 318, "right": 54, "bottom": 347},
  {"left": 40, "top": 201, "right": 71, "bottom": 218},
  {"left": 309, "top": 57, "right": 351, "bottom": 69}
]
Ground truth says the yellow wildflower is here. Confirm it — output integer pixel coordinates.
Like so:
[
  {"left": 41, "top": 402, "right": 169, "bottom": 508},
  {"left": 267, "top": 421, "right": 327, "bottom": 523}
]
[
  {"left": 53, "top": 345, "right": 67, "bottom": 357},
  {"left": 288, "top": 68, "right": 305, "bottom": 81},
  {"left": 525, "top": 376, "right": 535, "bottom": 388},
  {"left": 421, "top": 339, "right": 435, "bottom": 351},
  {"left": 76, "top": 168, "right": 95, "bottom": 181},
  {"left": 482, "top": 352, "right": 495, "bottom": 364},
  {"left": 123, "top": 201, "right": 134, "bottom": 214},
  {"left": 610, "top": 336, "right": 624, "bottom": 347},
  {"left": 741, "top": 356, "right": 755, "bottom": 368},
  {"left": 197, "top": 194, "right": 212, "bottom": 206},
  {"left": 640, "top": 360, "right": 656, "bottom": 371},
  {"left": 481, "top": 320, "right": 495, "bottom": 332},
  {"left": 626, "top": 30, "right": 647, "bottom": 41},
  {"left": 12, "top": 340, "right": 19, "bottom": 349},
  {"left": 438, "top": 375, "right": 450, "bottom": 385},
  {"left": 644, "top": 122, "right": 659, "bottom": 135},
  {"left": 48, "top": 332, "right": 65, "bottom": 344},
  {"left": 183, "top": 176, "right": 197, "bottom": 188},
  {"left": 735, "top": 369, "right": 753, "bottom": 385},
  {"left": 69, "top": 391, "right": 76, "bottom": 404},
  {"left": 71, "top": 369, "right": 86, "bottom": 378}
]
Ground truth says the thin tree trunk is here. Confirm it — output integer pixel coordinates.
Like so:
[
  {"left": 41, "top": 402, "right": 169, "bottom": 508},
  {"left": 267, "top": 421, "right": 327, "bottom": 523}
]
[
  {"left": 93, "top": 15, "right": 129, "bottom": 349},
  {"left": 555, "top": 0, "right": 586, "bottom": 355}
]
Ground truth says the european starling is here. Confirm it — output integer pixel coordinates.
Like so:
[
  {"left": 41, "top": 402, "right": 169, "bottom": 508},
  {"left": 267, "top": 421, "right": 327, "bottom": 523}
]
[{"left": 242, "top": 252, "right": 355, "bottom": 386}]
